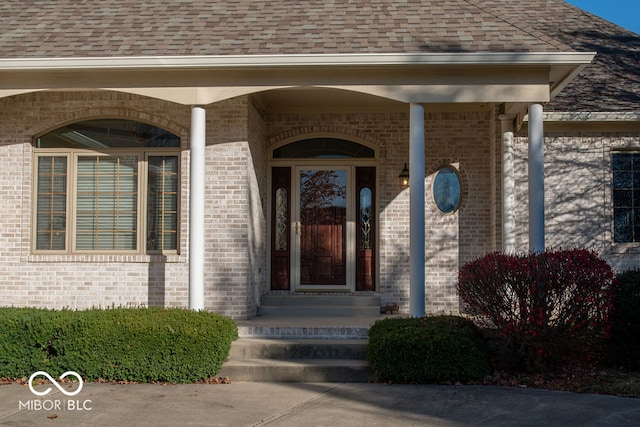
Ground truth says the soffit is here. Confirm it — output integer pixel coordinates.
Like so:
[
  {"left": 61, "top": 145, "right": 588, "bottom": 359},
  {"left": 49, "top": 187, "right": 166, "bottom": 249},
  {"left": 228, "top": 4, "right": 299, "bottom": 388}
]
[{"left": 0, "top": 52, "right": 593, "bottom": 105}]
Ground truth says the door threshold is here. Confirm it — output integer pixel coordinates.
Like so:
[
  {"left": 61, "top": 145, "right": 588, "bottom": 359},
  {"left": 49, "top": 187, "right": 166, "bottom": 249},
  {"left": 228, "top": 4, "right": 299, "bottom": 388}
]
[{"left": 267, "top": 290, "right": 379, "bottom": 296}]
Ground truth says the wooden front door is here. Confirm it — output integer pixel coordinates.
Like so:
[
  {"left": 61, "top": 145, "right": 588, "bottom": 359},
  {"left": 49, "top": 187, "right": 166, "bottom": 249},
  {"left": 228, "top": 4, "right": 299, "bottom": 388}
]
[
  {"left": 299, "top": 216, "right": 346, "bottom": 285},
  {"left": 297, "top": 168, "right": 348, "bottom": 288}
]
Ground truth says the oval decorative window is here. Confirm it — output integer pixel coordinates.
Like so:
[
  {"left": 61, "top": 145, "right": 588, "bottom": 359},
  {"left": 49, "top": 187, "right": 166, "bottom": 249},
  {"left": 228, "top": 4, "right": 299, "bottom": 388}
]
[{"left": 432, "top": 166, "right": 462, "bottom": 214}]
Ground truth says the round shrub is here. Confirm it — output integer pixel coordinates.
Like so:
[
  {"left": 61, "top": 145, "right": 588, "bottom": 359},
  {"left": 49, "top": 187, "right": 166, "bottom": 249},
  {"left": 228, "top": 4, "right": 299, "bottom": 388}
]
[
  {"left": 457, "top": 249, "right": 615, "bottom": 372},
  {"left": 366, "top": 315, "right": 491, "bottom": 383},
  {"left": 608, "top": 269, "right": 640, "bottom": 369}
]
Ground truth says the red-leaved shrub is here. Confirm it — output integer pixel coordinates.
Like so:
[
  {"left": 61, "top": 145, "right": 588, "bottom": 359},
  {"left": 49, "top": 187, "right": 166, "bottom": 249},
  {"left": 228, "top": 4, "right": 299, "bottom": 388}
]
[{"left": 457, "top": 249, "right": 615, "bottom": 372}]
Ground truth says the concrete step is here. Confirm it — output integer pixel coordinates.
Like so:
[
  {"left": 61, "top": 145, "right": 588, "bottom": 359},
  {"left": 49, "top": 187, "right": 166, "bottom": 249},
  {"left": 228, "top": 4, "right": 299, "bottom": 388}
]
[
  {"left": 220, "top": 338, "right": 373, "bottom": 382},
  {"left": 261, "top": 294, "right": 381, "bottom": 307},
  {"left": 219, "top": 358, "right": 373, "bottom": 382},
  {"left": 228, "top": 339, "right": 367, "bottom": 359},
  {"left": 236, "top": 324, "right": 371, "bottom": 339},
  {"left": 258, "top": 305, "right": 381, "bottom": 317},
  {"left": 258, "top": 294, "right": 382, "bottom": 317}
]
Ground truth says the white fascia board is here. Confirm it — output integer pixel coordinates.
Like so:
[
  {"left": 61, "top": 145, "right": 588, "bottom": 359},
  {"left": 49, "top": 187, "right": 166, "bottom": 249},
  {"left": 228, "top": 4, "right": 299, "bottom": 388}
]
[
  {"left": 0, "top": 52, "right": 595, "bottom": 71},
  {"left": 525, "top": 112, "right": 640, "bottom": 122},
  {"left": 548, "top": 112, "right": 640, "bottom": 121}
]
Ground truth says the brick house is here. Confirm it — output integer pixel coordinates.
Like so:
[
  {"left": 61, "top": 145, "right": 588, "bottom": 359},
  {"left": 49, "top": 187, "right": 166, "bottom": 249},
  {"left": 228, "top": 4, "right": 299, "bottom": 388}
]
[{"left": 0, "top": 1, "right": 637, "bottom": 320}]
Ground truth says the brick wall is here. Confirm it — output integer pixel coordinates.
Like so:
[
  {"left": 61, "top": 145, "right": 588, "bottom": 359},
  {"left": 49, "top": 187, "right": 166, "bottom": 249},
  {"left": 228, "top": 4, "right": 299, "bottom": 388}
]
[
  {"left": 0, "top": 91, "right": 266, "bottom": 319},
  {"left": 0, "top": 91, "right": 193, "bottom": 310},
  {"left": 514, "top": 131, "right": 640, "bottom": 273},
  {"left": 424, "top": 111, "right": 495, "bottom": 313},
  {"left": 203, "top": 97, "right": 263, "bottom": 318}
]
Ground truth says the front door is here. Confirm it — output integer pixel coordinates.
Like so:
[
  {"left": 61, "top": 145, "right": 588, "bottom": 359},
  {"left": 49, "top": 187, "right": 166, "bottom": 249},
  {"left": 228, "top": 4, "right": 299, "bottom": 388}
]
[
  {"left": 296, "top": 167, "right": 349, "bottom": 289},
  {"left": 270, "top": 164, "right": 375, "bottom": 292}
]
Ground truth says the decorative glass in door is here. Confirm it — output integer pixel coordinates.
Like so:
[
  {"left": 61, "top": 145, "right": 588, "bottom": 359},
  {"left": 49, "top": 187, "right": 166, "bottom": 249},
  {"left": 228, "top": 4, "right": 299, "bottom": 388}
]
[
  {"left": 271, "top": 167, "right": 291, "bottom": 290},
  {"left": 299, "top": 169, "right": 347, "bottom": 286},
  {"left": 356, "top": 167, "right": 376, "bottom": 291}
]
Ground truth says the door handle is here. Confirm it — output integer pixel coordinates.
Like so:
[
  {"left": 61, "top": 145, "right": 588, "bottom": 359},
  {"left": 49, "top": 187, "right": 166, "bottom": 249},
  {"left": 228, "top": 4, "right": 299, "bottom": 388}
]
[{"left": 294, "top": 221, "right": 302, "bottom": 235}]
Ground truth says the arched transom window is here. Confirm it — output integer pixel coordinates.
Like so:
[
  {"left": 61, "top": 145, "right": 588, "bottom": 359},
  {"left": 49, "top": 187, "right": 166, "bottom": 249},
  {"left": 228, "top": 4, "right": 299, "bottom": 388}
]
[{"left": 273, "top": 138, "right": 375, "bottom": 159}]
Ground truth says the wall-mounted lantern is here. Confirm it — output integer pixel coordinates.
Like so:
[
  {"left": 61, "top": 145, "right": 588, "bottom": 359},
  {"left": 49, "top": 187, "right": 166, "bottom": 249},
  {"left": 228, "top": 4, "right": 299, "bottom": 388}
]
[{"left": 399, "top": 163, "right": 410, "bottom": 188}]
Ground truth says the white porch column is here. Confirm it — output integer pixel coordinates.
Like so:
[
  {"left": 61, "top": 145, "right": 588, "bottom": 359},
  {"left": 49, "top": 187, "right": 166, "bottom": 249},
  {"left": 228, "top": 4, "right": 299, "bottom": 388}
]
[
  {"left": 410, "top": 103, "right": 425, "bottom": 317},
  {"left": 528, "top": 104, "right": 545, "bottom": 253},
  {"left": 189, "top": 106, "right": 206, "bottom": 310},
  {"left": 499, "top": 114, "right": 516, "bottom": 253}
]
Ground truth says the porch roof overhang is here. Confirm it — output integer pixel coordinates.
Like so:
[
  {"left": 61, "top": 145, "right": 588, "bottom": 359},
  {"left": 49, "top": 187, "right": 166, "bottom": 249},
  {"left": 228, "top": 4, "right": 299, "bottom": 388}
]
[
  {"left": 0, "top": 52, "right": 594, "bottom": 106},
  {"left": 518, "top": 111, "right": 640, "bottom": 133}
]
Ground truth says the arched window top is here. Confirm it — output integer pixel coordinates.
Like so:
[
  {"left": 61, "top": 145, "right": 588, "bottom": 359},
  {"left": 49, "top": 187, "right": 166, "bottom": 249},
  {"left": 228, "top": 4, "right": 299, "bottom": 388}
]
[
  {"left": 36, "top": 119, "right": 180, "bottom": 149},
  {"left": 273, "top": 138, "right": 375, "bottom": 159}
]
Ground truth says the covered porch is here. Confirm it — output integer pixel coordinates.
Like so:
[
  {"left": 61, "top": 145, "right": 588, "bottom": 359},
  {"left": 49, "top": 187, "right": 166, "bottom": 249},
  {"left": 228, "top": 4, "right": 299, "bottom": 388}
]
[{"left": 0, "top": 52, "right": 593, "bottom": 319}]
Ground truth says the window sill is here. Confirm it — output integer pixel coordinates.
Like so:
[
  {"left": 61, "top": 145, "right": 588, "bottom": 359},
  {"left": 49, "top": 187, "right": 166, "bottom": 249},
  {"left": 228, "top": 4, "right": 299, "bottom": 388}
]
[
  {"left": 610, "top": 243, "right": 640, "bottom": 254},
  {"left": 27, "top": 254, "right": 185, "bottom": 263}
]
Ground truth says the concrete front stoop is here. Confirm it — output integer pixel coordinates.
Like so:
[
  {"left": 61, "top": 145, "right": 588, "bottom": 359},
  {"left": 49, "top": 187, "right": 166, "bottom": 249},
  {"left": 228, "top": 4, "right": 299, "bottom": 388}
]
[
  {"left": 257, "top": 294, "right": 382, "bottom": 318},
  {"left": 219, "top": 294, "right": 384, "bottom": 382},
  {"left": 218, "top": 338, "right": 373, "bottom": 382}
]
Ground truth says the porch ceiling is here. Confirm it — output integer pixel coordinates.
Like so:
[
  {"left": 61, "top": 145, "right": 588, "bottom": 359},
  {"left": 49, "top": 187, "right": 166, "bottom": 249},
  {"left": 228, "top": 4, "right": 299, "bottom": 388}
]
[
  {"left": 254, "top": 87, "right": 404, "bottom": 113},
  {"left": 253, "top": 87, "right": 507, "bottom": 114}
]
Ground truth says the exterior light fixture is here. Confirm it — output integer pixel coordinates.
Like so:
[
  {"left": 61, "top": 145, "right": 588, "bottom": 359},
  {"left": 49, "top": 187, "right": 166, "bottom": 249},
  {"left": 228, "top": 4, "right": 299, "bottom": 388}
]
[{"left": 399, "top": 163, "right": 409, "bottom": 187}]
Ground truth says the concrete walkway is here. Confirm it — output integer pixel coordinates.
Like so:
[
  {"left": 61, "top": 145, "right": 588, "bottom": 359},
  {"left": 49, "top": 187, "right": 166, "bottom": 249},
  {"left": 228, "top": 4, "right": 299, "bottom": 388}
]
[{"left": 2, "top": 381, "right": 639, "bottom": 426}]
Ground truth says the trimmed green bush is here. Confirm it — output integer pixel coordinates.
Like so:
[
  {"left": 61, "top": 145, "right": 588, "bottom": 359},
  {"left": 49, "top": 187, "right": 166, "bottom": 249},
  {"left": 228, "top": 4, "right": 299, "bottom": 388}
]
[
  {"left": 609, "top": 269, "right": 640, "bottom": 369},
  {"left": 0, "top": 308, "right": 73, "bottom": 378},
  {"left": 0, "top": 307, "right": 237, "bottom": 382},
  {"left": 366, "top": 315, "right": 491, "bottom": 383}
]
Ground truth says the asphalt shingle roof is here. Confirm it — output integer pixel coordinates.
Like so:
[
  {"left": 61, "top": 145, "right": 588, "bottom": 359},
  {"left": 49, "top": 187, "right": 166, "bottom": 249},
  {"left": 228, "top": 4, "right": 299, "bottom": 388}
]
[
  {"left": 0, "top": 0, "right": 638, "bottom": 111},
  {"left": 0, "top": 0, "right": 570, "bottom": 57},
  {"left": 496, "top": 1, "right": 640, "bottom": 111}
]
